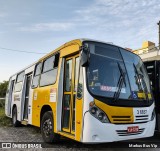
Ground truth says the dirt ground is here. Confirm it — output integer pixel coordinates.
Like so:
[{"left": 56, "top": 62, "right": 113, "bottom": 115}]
[
  {"left": 0, "top": 126, "right": 160, "bottom": 150},
  {"left": 0, "top": 126, "right": 91, "bottom": 150},
  {"left": 0, "top": 126, "right": 42, "bottom": 142}
]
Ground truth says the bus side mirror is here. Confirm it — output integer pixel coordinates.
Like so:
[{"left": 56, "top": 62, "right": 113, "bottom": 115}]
[{"left": 80, "top": 44, "right": 90, "bottom": 67}]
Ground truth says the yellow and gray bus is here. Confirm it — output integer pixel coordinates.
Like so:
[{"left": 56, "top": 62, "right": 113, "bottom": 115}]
[{"left": 5, "top": 39, "right": 155, "bottom": 143}]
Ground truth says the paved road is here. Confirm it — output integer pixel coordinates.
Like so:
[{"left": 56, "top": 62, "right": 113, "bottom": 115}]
[{"left": 0, "top": 126, "right": 160, "bottom": 150}]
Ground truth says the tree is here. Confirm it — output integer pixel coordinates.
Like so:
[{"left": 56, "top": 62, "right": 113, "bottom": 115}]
[{"left": 0, "top": 81, "right": 9, "bottom": 98}]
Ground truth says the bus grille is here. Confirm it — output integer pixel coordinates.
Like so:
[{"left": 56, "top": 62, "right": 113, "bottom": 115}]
[
  {"left": 116, "top": 128, "right": 145, "bottom": 136},
  {"left": 135, "top": 115, "right": 149, "bottom": 122},
  {"left": 112, "top": 116, "right": 132, "bottom": 123}
]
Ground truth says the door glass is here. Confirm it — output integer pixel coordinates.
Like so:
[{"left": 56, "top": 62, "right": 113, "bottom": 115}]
[
  {"left": 65, "top": 60, "right": 72, "bottom": 91},
  {"left": 74, "top": 57, "right": 79, "bottom": 91},
  {"left": 62, "top": 95, "right": 71, "bottom": 128}
]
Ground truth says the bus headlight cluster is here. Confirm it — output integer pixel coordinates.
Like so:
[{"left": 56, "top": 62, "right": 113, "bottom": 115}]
[
  {"left": 89, "top": 102, "right": 110, "bottom": 123},
  {"left": 151, "top": 109, "right": 156, "bottom": 121}
]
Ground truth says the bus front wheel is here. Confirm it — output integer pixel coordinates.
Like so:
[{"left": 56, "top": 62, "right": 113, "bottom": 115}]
[{"left": 41, "top": 111, "right": 59, "bottom": 143}]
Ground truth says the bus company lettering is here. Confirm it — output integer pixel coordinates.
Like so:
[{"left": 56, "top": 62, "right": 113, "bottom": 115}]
[
  {"left": 100, "top": 85, "right": 126, "bottom": 93},
  {"left": 14, "top": 95, "right": 20, "bottom": 101}
]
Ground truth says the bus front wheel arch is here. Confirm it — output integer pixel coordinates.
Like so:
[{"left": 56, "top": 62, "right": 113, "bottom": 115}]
[{"left": 41, "top": 111, "right": 60, "bottom": 143}]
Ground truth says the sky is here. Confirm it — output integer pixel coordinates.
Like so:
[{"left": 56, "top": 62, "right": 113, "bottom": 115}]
[{"left": 0, "top": 0, "right": 160, "bottom": 82}]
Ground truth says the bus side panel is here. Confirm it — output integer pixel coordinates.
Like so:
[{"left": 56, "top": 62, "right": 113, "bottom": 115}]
[
  {"left": 32, "top": 86, "right": 57, "bottom": 128},
  {"left": 13, "top": 91, "right": 22, "bottom": 121},
  {"left": 32, "top": 88, "right": 41, "bottom": 127}
]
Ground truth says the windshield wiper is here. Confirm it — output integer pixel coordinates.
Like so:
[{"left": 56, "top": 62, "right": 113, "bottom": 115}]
[
  {"left": 133, "top": 63, "right": 143, "bottom": 90},
  {"left": 133, "top": 63, "right": 149, "bottom": 101},
  {"left": 113, "top": 62, "right": 126, "bottom": 101}
]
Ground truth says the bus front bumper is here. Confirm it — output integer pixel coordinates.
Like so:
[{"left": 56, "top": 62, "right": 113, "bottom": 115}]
[{"left": 82, "top": 112, "right": 155, "bottom": 143}]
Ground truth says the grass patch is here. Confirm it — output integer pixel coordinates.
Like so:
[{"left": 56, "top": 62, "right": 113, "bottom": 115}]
[
  {"left": 0, "top": 107, "right": 11, "bottom": 127},
  {"left": 0, "top": 99, "right": 12, "bottom": 127}
]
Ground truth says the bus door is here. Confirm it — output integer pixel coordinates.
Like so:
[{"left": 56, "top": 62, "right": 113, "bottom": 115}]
[
  {"left": 62, "top": 55, "right": 79, "bottom": 134},
  {"left": 6, "top": 79, "right": 15, "bottom": 116},
  {"left": 23, "top": 74, "right": 32, "bottom": 120}
]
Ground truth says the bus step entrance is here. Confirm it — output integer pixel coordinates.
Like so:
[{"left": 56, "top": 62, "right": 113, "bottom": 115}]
[{"left": 21, "top": 120, "right": 28, "bottom": 125}]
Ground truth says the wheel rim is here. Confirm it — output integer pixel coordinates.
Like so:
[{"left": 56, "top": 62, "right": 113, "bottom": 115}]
[{"left": 43, "top": 119, "right": 53, "bottom": 137}]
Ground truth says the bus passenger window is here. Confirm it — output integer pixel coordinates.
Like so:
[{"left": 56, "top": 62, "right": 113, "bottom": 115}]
[
  {"left": 43, "top": 56, "right": 55, "bottom": 72},
  {"left": 14, "top": 71, "right": 25, "bottom": 92},
  {"left": 40, "top": 53, "right": 59, "bottom": 86},
  {"left": 32, "top": 63, "right": 42, "bottom": 88}
]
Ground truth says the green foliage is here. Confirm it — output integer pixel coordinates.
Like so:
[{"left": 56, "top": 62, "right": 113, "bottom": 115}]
[
  {"left": 0, "top": 99, "right": 5, "bottom": 108},
  {"left": 0, "top": 81, "right": 9, "bottom": 98},
  {"left": 0, "top": 81, "right": 11, "bottom": 127}
]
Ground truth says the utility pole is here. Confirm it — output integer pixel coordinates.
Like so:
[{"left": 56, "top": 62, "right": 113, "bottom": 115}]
[{"left": 157, "top": 21, "right": 160, "bottom": 48}]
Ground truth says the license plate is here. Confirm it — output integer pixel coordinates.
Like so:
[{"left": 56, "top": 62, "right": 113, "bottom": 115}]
[{"left": 127, "top": 126, "right": 139, "bottom": 133}]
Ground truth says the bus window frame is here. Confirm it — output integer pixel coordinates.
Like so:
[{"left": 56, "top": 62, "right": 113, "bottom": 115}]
[{"left": 39, "top": 52, "right": 60, "bottom": 87}]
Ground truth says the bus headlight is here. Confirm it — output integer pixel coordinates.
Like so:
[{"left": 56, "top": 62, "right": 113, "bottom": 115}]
[
  {"left": 151, "top": 109, "right": 156, "bottom": 121},
  {"left": 98, "top": 112, "right": 104, "bottom": 120},
  {"left": 89, "top": 102, "right": 110, "bottom": 123}
]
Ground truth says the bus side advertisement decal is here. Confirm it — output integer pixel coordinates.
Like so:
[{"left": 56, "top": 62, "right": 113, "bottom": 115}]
[{"left": 50, "top": 88, "right": 57, "bottom": 102}]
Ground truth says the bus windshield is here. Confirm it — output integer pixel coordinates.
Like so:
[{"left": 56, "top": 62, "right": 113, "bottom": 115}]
[{"left": 86, "top": 42, "right": 152, "bottom": 101}]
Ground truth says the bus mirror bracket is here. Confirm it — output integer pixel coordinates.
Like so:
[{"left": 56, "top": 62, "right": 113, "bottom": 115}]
[{"left": 80, "top": 43, "right": 90, "bottom": 67}]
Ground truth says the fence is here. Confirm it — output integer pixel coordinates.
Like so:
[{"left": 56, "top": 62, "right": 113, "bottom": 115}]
[{"left": 0, "top": 98, "right": 5, "bottom": 100}]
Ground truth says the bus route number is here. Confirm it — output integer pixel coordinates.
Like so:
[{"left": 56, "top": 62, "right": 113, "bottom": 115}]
[{"left": 137, "top": 109, "right": 147, "bottom": 115}]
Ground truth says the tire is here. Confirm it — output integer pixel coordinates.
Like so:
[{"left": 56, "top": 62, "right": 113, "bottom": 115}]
[
  {"left": 12, "top": 107, "right": 21, "bottom": 127},
  {"left": 41, "top": 111, "right": 60, "bottom": 143}
]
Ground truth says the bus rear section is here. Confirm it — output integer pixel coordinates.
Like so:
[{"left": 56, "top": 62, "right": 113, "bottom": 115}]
[
  {"left": 5, "top": 65, "right": 34, "bottom": 126},
  {"left": 5, "top": 39, "right": 155, "bottom": 144}
]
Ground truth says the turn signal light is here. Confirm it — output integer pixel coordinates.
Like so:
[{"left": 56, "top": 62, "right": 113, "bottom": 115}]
[
  {"left": 89, "top": 101, "right": 95, "bottom": 107},
  {"left": 151, "top": 109, "right": 155, "bottom": 121}
]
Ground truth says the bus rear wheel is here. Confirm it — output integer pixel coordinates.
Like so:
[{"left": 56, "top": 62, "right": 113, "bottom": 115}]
[
  {"left": 41, "top": 111, "right": 59, "bottom": 143},
  {"left": 12, "top": 107, "right": 21, "bottom": 127}
]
